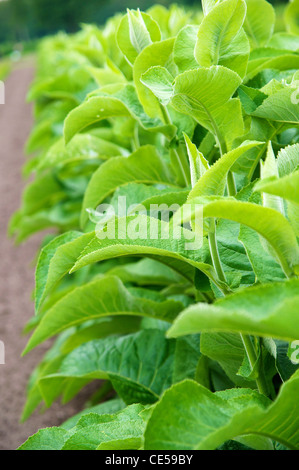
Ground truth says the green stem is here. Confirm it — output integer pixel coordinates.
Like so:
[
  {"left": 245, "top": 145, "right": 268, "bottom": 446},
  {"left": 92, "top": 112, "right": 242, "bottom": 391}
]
[
  {"left": 131, "top": 123, "right": 140, "bottom": 151},
  {"left": 210, "top": 129, "right": 269, "bottom": 396},
  {"left": 160, "top": 104, "right": 190, "bottom": 187},
  {"left": 227, "top": 171, "right": 237, "bottom": 196},
  {"left": 240, "top": 334, "right": 269, "bottom": 396},
  {"left": 208, "top": 219, "right": 227, "bottom": 286},
  {"left": 208, "top": 217, "right": 269, "bottom": 396}
]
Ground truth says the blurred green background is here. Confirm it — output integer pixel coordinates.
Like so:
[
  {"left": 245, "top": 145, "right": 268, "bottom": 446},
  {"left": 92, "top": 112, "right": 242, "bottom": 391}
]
[{"left": 0, "top": 0, "right": 290, "bottom": 56}]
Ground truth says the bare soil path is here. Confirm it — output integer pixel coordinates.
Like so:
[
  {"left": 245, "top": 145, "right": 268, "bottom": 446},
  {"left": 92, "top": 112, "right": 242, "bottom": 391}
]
[{"left": 0, "top": 61, "right": 93, "bottom": 450}]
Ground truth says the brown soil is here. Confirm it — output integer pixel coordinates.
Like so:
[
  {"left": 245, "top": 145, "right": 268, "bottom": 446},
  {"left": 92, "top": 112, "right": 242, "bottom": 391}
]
[{"left": 0, "top": 61, "right": 95, "bottom": 450}]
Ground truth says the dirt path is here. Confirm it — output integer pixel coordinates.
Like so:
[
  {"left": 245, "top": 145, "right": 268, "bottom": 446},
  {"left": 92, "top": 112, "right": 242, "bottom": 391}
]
[{"left": 0, "top": 62, "right": 94, "bottom": 450}]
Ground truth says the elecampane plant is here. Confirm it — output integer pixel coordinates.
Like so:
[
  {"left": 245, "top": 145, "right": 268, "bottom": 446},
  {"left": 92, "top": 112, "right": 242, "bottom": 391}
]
[{"left": 10, "top": 0, "right": 299, "bottom": 450}]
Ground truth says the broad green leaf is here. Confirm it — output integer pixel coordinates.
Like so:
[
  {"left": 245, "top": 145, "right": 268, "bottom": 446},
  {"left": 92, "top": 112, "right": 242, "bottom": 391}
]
[
  {"left": 70, "top": 215, "right": 219, "bottom": 286},
  {"left": 173, "top": 25, "right": 199, "bottom": 73},
  {"left": 20, "top": 173, "right": 65, "bottom": 216},
  {"left": 23, "top": 276, "right": 184, "bottom": 354},
  {"left": 251, "top": 86, "right": 299, "bottom": 124},
  {"left": 22, "top": 317, "right": 140, "bottom": 419},
  {"left": 201, "top": 0, "right": 218, "bottom": 16},
  {"left": 39, "top": 134, "right": 128, "bottom": 170},
  {"left": 8, "top": 200, "right": 82, "bottom": 243},
  {"left": 184, "top": 133, "right": 209, "bottom": 187},
  {"left": 18, "top": 428, "right": 68, "bottom": 451},
  {"left": 187, "top": 141, "right": 262, "bottom": 200},
  {"left": 275, "top": 340, "right": 299, "bottom": 383},
  {"left": 239, "top": 225, "right": 285, "bottom": 283},
  {"left": 268, "top": 32, "right": 299, "bottom": 51},
  {"left": 178, "top": 196, "right": 299, "bottom": 277},
  {"left": 171, "top": 66, "right": 244, "bottom": 149},
  {"left": 195, "top": 0, "right": 249, "bottom": 77},
  {"left": 127, "top": 9, "right": 152, "bottom": 54},
  {"left": 108, "top": 258, "right": 184, "bottom": 286},
  {"left": 80, "top": 145, "right": 176, "bottom": 227},
  {"left": 61, "top": 399, "right": 125, "bottom": 430},
  {"left": 255, "top": 169, "right": 299, "bottom": 238},
  {"left": 285, "top": 0, "right": 299, "bottom": 35},
  {"left": 173, "top": 334, "right": 201, "bottom": 383},
  {"left": 116, "top": 10, "right": 161, "bottom": 65},
  {"left": 35, "top": 231, "right": 94, "bottom": 313},
  {"left": 64, "top": 86, "right": 175, "bottom": 144},
  {"left": 260, "top": 142, "right": 284, "bottom": 215},
  {"left": 141, "top": 66, "right": 173, "bottom": 106},
  {"left": 245, "top": 50, "right": 299, "bottom": 82},
  {"left": 168, "top": 279, "right": 299, "bottom": 341},
  {"left": 40, "top": 329, "right": 175, "bottom": 405},
  {"left": 277, "top": 144, "right": 299, "bottom": 177},
  {"left": 133, "top": 38, "right": 175, "bottom": 119},
  {"left": 243, "top": 0, "right": 275, "bottom": 48},
  {"left": 255, "top": 170, "right": 299, "bottom": 206},
  {"left": 63, "top": 405, "right": 146, "bottom": 450},
  {"left": 214, "top": 218, "right": 255, "bottom": 288},
  {"left": 144, "top": 373, "right": 299, "bottom": 449},
  {"left": 200, "top": 332, "right": 256, "bottom": 387},
  {"left": 19, "top": 404, "right": 147, "bottom": 451}
]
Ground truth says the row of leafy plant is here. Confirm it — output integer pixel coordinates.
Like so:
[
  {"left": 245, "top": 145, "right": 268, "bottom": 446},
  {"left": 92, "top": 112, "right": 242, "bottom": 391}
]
[{"left": 10, "top": 0, "right": 299, "bottom": 450}]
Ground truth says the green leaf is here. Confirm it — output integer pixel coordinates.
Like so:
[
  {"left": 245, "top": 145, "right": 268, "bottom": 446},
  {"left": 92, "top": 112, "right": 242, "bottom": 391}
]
[
  {"left": 23, "top": 276, "right": 184, "bottom": 354},
  {"left": 116, "top": 10, "right": 161, "bottom": 65},
  {"left": 195, "top": 0, "right": 249, "bottom": 77},
  {"left": 108, "top": 258, "right": 184, "bottom": 286},
  {"left": 277, "top": 144, "right": 299, "bottom": 177},
  {"left": 61, "top": 399, "right": 125, "bottom": 430},
  {"left": 19, "top": 404, "right": 147, "bottom": 450},
  {"left": 184, "top": 133, "right": 209, "bottom": 188},
  {"left": 144, "top": 374, "right": 299, "bottom": 449},
  {"left": 251, "top": 86, "right": 299, "bottom": 124},
  {"left": 260, "top": 142, "right": 284, "bottom": 215},
  {"left": 22, "top": 317, "right": 141, "bottom": 419},
  {"left": 243, "top": 0, "right": 275, "bottom": 48},
  {"left": 35, "top": 231, "right": 94, "bottom": 313},
  {"left": 167, "top": 279, "right": 299, "bottom": 342},
  {"left": 173, "top": 25, "right": 199, "bottom": 73},
  {"left": 133, "top": 38, "right": 175, "bottom": 119},
  {"left": 173, "top": 334, "right": 201, "bottom": 383},
  {"left": 141, "top": 66, "right": 173, "bottom": 106},
  {"left": 200, "top": 332, "right": 256, "bottom": 387},
  {"left": 255, "top": 170, "right": 299, "bottom": 207},
  {"left": 179, "top": 196, "right": 299, "bottom": 277},
  {"left": 40, "top": 329, "right": 175, "bottom": 405},
  {"left": 64, "top": 86, "right": 174, "bottom": 144},
  {"left": 171, "top": 66, "right": 244, "bottom": 149},
  {"left": 285, "top": 0, "right": 299, "bottom": 35},
  {"left": 70, "top": 215, "right": 219, "bottom": 286},
  {"left": 239, "top": 225, "right": 285, "bottom": 283},
  {"left": 80, "top": 145, "right": 176, "bottom": 227},
  {"left": 39, "top": 134, "right": 129, "bottom": 170},
  {"left": 187, "top": 141, "right": 262, "bottom": 199},
  {"left": 63, "top": 405, "right": 147, "bottom": 450},
  {"left": 18, "top": 428, "right": 68, "bottom": 450}
]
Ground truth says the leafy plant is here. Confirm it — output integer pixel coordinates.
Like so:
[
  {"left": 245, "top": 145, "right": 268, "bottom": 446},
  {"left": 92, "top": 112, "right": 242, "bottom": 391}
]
[{"left": 10, "top": 0, "right": 299, "bottom": 450}]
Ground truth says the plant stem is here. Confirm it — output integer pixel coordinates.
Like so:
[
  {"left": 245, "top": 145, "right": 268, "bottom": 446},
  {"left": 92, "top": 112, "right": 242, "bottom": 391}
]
[
  {"left": 227, "top": 170, "right": 237, "bottom": 196},
  {"left": 208, "top": 218, "right": 227, "bottom": 286},
  {"left": 160, "top": 104, "right": 190, "bottom": 187},
  {"left": 208, "top": 216, "right": 269, "bottom": 396},
  {"left": 240, "top": 334, "right": 268, "bottom": 396}
]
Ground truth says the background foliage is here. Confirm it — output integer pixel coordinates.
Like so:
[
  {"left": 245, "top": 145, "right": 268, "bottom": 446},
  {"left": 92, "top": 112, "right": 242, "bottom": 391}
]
[{"left": 0, "top": 0, "right": 289, "bottom": 46}]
